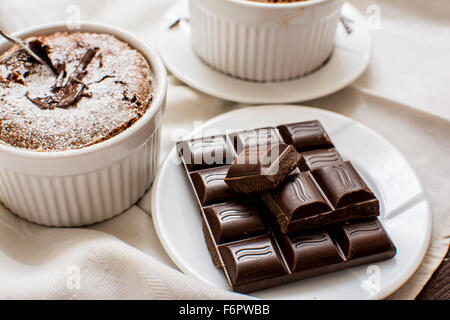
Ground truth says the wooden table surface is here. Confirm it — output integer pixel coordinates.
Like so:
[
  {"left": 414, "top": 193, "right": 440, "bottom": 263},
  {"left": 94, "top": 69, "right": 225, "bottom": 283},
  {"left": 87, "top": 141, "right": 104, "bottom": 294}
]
[{"left": 416, "top": 247, "right": 449, "bottom": 300}]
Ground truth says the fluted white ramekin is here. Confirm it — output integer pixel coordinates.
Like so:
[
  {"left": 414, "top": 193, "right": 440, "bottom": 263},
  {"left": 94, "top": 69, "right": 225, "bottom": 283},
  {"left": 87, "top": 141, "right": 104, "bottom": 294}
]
[
  {"left": 0, "top": 22, "right": 167, "bottom": 227},
  {"left": 189, "top": 0, "right": 344, "bottom": 82}
]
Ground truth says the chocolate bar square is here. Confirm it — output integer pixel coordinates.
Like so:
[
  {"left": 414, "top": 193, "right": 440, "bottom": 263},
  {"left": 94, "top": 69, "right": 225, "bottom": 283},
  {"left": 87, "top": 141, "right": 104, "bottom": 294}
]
[
  {"left": 299, "top": 148, "right": 343, "bottom": 172},
  {"left": 229, "top": 127, "right": 283, "bottom": 155},
  {"left": 190, "top": 166, "right": 237, "bottom": 205},
  {"left": 312, "top": 161, "right": 374, "bottom": 208},
  {"left": 177, "top": 135, "right": 235, "bottom": 171},
  {"left": 330, "top": 219, "right": 396, "bottom": 260},
  {"left": 276, "top": 229, "right": 343, "bottom": 272},
  {"left": 219, "top": 235, "right": 287, "bottom": 286},
  {"left": 278, "top": 120, "right": 334, "bottom": 151},
  {"left": 204, "top": 200, "right": 268, "bottom": 244},
  {"left": 260, "top": 172, "right": 332, "bottom": 221}
]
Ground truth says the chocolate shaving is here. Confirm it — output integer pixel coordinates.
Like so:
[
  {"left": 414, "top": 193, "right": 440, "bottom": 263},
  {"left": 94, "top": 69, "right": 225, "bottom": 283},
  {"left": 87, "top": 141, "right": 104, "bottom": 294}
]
[
  {"left": 25, "top": 92, "right": 55, "bottom": 110},
  {"left": 89, "top": 74, "right": 114, "bottom": 85},
  {"left": 114, "top": 80, "right": 126, "bottom": 86},
  {"left": 27, "top": 47, "right": 98, "bottom": 110},
  {"left": 340, "top": 15, "right": 354, "bottom": 35},
  {"left": 0, "top": 76, "right": 7, "bottom": 88},
  {"left": 78, "top": 47, "right": 98, "bottom": 71},
  {"left": 27, "top": 39, "right": 57, "bottom": 74},
  {"left": 169, "top": 19, "right": 181, "bottom": 29},
  {"left": 53, "top": 83, "right": 86, "bottom": 108},
  {"left": 98, "top": 53, "right": 103, "bottom": 68},
  {"left": 81, "top": 91, "right": 92, "bottom": 98},
  {"left": 53, "top": 62, "right": 67, "bottom": 90},
  {"left": 6, "top": 71, "right": 25, "bottom": 85},
  {"left": 169, "top": 17, "right": 190, "bottom": 30}
]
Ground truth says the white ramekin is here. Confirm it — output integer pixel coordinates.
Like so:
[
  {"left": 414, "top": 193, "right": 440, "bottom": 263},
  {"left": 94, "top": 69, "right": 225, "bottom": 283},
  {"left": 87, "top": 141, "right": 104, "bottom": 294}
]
[
  {"left": 189, "top": 0, "right": 344, "bottom": 82},
  {"left": 0, "top": 22, "right": 167, "bottom": 227}
]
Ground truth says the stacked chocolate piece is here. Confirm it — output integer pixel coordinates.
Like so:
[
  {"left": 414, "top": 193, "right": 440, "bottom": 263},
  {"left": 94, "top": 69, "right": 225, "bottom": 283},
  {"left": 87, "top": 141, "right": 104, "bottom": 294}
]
[{"left": 177, "top": 121, "right": 396, "bottom": 293}]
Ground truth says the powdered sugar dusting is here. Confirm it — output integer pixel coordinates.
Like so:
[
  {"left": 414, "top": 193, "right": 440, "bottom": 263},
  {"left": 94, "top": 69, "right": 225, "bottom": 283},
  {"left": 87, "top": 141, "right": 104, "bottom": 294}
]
[{"left": 0, "top": 32, "right": 153, "bottom": 151}]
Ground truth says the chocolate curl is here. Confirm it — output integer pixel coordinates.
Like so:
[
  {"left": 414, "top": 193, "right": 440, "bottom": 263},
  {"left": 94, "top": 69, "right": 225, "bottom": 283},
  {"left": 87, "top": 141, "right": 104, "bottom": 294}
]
[{"left": 27, "top": 47, "right": 99, "bottom": 110}]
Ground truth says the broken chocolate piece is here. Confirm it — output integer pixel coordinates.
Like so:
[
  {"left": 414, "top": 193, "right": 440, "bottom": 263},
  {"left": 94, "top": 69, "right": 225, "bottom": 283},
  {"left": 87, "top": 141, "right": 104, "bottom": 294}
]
[{"left": 225, "top": 143, "right": 301, "bottom": 193}]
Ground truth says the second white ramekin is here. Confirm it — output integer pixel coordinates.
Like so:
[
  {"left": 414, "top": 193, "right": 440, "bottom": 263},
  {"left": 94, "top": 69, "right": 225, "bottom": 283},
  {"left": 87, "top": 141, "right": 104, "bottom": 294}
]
[
  {"left": 0, "top": 22, "right": 167, "bottom": 227},
  {"left": 189, "top": 0, "right": 344, "bottom": 82}
]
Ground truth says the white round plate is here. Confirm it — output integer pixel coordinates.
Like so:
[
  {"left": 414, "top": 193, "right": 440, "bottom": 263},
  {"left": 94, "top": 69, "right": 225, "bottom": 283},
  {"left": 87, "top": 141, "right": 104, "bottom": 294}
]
[
  {"left": 152, "top": 106, "right": 431, "bottom": 300},
  {"left": 157, "top": 1, "right": 371, "bottom": 104}
]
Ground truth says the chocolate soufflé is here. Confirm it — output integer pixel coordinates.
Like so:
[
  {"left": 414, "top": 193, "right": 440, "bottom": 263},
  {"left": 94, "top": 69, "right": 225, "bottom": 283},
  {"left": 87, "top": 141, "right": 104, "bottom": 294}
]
[{"left": 0, "top": 32, "right": 153, "bottom": 151}]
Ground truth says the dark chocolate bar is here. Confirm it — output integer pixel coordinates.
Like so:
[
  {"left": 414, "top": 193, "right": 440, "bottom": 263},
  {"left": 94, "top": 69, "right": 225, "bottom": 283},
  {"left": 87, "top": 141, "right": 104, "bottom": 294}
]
[
  {"left": 225, "top": 144, "right": 301, "bottom": 193},
  {"left": 176, "top": 121, "right": 395, "bottom": 293}
]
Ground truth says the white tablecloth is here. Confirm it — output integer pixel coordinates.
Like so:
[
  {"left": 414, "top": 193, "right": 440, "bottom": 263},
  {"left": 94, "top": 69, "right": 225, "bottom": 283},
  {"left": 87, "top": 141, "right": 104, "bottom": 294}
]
[{"left": 0, "top": 0, "right": 449, "bottom": 300}]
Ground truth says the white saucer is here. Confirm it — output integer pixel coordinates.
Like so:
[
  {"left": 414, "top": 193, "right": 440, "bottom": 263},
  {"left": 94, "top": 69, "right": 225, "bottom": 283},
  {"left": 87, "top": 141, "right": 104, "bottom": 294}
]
[
  {"left": 157, "top": 1, "right": 371, "bottom": 104},
  {"left": 151, "top": 105, "right": 431, "bottom": 300}
]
